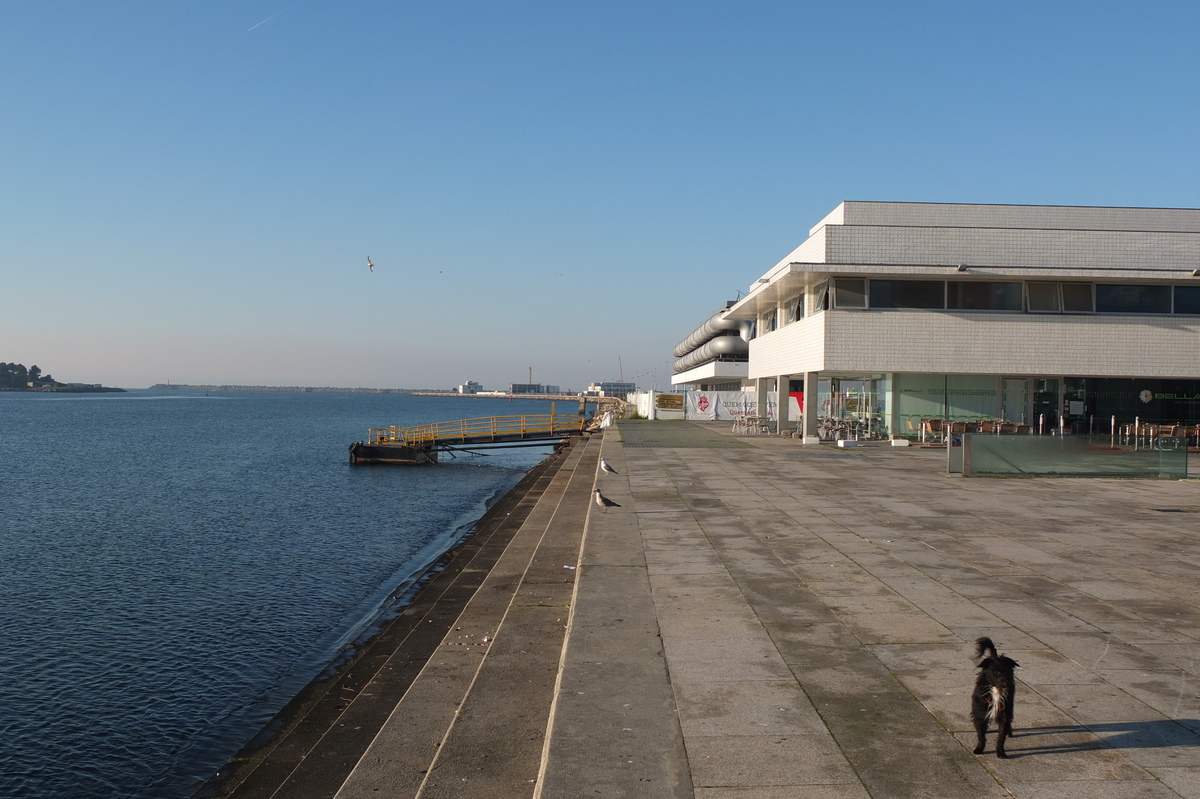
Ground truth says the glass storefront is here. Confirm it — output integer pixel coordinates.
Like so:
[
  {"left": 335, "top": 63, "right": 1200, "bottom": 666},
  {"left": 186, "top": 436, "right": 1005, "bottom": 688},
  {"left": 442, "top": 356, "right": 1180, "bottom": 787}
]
[
  {"left": 892, "top": 374, "right": 1001, "bottom": 434},
  {"left": 884, "top": 374, "right": 1200, "bottom": 437},
  {"left": 815, "top": 374, "right": 889, "bottom": 439},
  {"left": 1062, "top": 378, "right": 1200, "bottom": 430},
  {"left": 795, "top": 373, "right": 1200, "bottom": 439}
]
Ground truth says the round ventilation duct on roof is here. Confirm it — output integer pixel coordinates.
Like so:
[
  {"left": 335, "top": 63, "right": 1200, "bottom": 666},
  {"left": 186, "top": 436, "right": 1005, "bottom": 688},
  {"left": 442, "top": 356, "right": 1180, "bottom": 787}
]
[
  {"left": 672, "top": 334, "right": 749, "bottom": 372},
  {"left": 673, "top": 307, "right": 742, "bottom": 358}
]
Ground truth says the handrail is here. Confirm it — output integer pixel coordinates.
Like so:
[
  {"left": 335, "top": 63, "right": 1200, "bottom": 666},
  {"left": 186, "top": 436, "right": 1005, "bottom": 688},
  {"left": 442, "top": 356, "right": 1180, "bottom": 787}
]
[{"left": 366, "top": 413, "right": 585, "bottom": 448}]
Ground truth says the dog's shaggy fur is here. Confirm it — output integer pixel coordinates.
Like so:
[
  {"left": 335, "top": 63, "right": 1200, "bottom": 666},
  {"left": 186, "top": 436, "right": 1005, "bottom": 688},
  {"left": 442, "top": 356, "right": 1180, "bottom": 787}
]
[{"left": 971, "top": 637, "right": 1019, "bottom": 758}]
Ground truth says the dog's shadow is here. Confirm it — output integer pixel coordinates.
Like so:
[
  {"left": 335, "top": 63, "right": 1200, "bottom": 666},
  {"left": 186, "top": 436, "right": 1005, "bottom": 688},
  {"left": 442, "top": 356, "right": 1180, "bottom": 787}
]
[{"left": 1004, "top": 719, "right": 1200, "bottom": 759}]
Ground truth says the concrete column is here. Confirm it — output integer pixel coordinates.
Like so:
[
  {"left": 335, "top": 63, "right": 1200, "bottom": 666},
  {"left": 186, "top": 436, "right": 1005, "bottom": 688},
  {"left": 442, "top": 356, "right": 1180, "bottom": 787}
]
[
  {"left": 756, "top": 377, "right": 769, "bottom": 426},
  {"left": 776, "top": 375, "right": 790, "bottom": 434},
  {"left": 803, "top": 372, "right": 820, "bottom": 444}
]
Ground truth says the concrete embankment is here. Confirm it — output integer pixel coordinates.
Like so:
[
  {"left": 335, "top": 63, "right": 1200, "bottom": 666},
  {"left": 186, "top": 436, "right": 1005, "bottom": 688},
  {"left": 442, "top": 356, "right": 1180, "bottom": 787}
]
[
  {"left": 203, "top": 421, "right": 1200, "bottom": 799},
  {"left": 197, "top": 431, "right": 636, "bottom": 798}
]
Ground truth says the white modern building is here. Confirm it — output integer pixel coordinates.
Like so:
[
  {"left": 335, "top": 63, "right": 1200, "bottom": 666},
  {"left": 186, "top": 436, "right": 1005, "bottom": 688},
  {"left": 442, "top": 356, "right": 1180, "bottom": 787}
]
[
  {"left": 673, "top": 201, "right": 1200, "bottom": 438},
  {"left": 509, "top": 383, "right": 560, "bottom": 395},
  {"left": 585, "top": 381, "right": 637, "bottom": 397}
]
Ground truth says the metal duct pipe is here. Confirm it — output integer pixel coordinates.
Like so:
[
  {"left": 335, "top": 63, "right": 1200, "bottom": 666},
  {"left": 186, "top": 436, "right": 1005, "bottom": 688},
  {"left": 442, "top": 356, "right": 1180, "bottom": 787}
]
[
  {"left": 672, "top": 335, "right": 749, "bottom": 372},
  {"left": 673, "top": 308, "right": 742, "bottom": 358}
]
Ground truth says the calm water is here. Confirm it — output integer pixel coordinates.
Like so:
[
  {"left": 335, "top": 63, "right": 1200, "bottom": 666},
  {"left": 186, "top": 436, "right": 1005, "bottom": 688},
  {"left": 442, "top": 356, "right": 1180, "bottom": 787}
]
[{"left": 0, "top": 390, "right": 563, "bottom": 799}]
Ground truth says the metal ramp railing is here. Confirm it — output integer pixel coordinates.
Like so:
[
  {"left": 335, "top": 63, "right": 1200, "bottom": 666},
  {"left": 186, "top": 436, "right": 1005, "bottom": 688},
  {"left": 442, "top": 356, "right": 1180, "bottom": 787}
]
[{"left": 367, "top": 412, "right": 586, "bottom": 451}]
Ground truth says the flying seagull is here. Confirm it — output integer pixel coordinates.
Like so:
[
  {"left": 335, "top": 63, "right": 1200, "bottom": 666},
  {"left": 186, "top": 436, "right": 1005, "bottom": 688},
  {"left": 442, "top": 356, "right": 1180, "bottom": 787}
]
[
  {"left": 600, "top": 457, "right": 618, "bottom": 475},
  {"left": 593, "top": 488, "right": 620, "bottom": 513},
  {"left": 367, "top": 256, "right": 374, "bottom": 272}
]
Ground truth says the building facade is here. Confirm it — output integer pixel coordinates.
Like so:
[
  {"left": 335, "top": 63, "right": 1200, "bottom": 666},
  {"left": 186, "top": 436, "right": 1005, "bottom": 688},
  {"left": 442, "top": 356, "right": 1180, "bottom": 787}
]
[
  {"left": 508, "top": 383, "right": 560, "bottom": 395},
  {"left": 673, "top": 201, "right": 1200, "bottom": 438},
  {"left": 585, "top": 381, "right": 637, "bottom": 397}
]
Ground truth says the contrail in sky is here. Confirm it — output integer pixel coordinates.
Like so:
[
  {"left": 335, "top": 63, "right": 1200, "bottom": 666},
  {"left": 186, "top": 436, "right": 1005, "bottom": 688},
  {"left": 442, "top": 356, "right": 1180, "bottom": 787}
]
[{"left": 247, "top": 13, "right": 280, "bottom": 32}]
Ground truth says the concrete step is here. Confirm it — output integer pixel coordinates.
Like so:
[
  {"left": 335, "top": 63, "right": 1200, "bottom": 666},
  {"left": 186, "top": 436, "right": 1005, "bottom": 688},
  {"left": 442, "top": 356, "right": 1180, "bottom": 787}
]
[
  {"left": 333, "top": 435, "right": 601, "bottom": 798},
  {"left": 536, "top": 432, "right": 692, "bottom": 799},
  {"left": 204, "top": 437, "right": 596, "bottom": 799}
]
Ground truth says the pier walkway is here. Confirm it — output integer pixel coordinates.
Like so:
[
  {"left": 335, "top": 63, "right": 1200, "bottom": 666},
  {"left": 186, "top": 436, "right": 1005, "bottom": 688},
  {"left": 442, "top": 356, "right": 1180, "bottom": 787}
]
[
  {"left": 373, "top": 413, "right": 588, "bottom": 451},
  {"left": 209, "top": 421, "right": 1200, "bottom": 799}
]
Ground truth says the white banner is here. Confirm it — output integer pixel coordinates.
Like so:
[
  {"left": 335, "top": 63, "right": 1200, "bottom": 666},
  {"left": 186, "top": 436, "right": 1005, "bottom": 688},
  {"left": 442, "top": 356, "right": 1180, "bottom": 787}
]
[
  {"left": 634, "top": 391, "right": 802, "bottom": 421},
  {"left": 686, "top": 391, "right": 777, "bottom": 421}
]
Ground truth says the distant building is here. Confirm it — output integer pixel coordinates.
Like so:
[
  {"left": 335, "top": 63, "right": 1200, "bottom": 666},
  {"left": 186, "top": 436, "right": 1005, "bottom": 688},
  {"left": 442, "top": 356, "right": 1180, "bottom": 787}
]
[
  {"left": 508, "top": 383, "right": 560, "bottom": 395},
  {"left": 585, "top": 381, "right": 636, "bottom": 397},
  {"left": 457, "top": 380, "right": 483, "bottom": 394}
]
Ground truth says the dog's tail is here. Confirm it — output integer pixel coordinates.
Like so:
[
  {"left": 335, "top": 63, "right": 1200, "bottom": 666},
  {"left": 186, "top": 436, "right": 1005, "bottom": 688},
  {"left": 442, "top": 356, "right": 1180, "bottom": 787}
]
[{"left": 975, "top": 637, "right": 999, "bottom": 660}]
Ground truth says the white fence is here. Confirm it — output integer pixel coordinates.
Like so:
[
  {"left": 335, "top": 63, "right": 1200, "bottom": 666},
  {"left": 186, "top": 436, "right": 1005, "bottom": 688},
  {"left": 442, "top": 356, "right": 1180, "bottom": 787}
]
[{"left": 633, "top": 391, "right": 802, "bottom": 421}]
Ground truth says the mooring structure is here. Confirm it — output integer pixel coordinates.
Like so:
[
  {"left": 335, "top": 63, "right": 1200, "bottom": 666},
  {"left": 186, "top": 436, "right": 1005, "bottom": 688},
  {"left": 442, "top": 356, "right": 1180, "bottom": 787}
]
[{"left": 349, "top": 408, "right": 588, "bottom": 465}]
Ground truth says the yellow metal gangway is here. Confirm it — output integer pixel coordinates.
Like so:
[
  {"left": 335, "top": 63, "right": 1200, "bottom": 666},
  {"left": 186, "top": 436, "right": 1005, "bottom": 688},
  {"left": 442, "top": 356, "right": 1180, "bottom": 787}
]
[{"left": 366, "top": 409, "right": 586, "bottom": 452}]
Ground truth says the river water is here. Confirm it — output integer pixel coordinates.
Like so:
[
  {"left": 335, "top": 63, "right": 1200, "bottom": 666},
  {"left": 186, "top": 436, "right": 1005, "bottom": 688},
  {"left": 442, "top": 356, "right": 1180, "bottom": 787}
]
[{"left": 0, "top": 390, "right": 563, "bottom": 799}]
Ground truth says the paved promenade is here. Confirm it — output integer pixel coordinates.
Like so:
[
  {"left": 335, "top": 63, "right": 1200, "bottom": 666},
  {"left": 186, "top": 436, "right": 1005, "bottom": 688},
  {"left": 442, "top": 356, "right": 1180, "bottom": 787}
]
[{"left": 209, "top": 421, "right": 1200, "bottom": 799}]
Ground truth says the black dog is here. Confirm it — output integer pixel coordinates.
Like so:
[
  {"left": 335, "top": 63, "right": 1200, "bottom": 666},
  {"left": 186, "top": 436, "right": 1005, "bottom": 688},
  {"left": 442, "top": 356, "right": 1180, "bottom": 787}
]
[{"left": 971, "top": 637, "right": 1019, "bottom": 758}]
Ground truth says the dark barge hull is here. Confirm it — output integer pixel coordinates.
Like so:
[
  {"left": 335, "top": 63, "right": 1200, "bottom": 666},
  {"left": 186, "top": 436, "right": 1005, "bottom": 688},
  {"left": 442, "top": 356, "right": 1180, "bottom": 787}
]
[{"left": 348, "top": 442, "right": 438, "bottom": 465}]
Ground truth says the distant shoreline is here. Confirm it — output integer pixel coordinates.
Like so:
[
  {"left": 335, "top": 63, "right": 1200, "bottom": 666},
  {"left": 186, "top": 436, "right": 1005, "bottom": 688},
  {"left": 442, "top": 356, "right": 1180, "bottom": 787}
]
[
  {"left": 1, "top": 385, "right": 125, "bottom": 394},
  {"left": 150, "top": 384, "right": 418, "bottom": 394},
  {"left": 149, "top": 385, "right": 607, "bottom": 402}
]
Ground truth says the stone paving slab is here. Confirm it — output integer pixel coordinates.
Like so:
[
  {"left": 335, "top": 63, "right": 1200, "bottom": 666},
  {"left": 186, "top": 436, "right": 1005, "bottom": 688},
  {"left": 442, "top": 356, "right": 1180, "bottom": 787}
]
[
  {"left": 593, "top": 420, "right": 1200, "bottom": 799},
  {"left": 218, "top": 420, "right": 1200, "bottom": 798}
]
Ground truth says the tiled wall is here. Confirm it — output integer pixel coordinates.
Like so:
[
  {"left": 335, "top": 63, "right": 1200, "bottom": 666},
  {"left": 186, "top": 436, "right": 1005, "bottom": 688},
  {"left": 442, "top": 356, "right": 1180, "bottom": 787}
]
[
  {"left": 747, "top": 315, "right": 825, "bottom": 378},
  {"left": 824, "top": 225, "right": 1200, "bottom": 270},
  {"left": 821, "top": 310, "right": 1200, "bottom": 377},
  {"left": 836, "top": 202, "right": 1200, "bottom": 233}
]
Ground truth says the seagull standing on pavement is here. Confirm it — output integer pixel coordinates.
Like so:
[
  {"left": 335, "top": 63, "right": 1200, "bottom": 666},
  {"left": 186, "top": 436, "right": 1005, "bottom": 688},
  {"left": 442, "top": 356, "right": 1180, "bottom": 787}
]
[
  {"left": 600, "top": 457, "right": 618, "bottom": 475},
  {"left": 593, "top": 488, "right": 620, "bottom": 513}
]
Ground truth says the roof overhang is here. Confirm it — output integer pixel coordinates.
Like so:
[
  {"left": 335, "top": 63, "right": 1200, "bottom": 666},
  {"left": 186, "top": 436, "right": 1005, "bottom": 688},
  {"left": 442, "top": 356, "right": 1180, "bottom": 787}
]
[
  {"left": 672, "top": 360, "right": 749, "bottom": 386},
  {"left": 725, "top": 261, "right": 1200, "bottom": 320}
]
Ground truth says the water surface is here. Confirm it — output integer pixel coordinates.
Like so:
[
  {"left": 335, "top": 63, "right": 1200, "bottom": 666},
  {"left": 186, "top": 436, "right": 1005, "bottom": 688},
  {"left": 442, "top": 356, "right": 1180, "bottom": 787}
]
[{"left": 0, "top": 390, "right": 561, "bottom": 798}]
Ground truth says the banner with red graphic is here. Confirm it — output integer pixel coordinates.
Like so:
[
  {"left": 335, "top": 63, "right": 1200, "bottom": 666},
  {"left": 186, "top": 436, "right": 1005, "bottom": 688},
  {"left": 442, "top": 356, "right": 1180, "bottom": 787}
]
[{"left": 683, "top": 392, "right": 801, "bottom": 421}]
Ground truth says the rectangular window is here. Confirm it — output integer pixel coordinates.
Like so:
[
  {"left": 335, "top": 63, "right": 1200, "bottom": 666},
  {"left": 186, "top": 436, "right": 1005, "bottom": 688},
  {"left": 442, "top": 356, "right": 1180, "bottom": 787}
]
[
  {"left": 947, "top": 281, "right": 1022, "bottom": 311},
  {"left": 813, "top": 281, "right": 829, "bottom": 311},
  {"left": 833, "top": 278, "right": 867, "bottom": 309},
  {"left": 783, "top": 295, "right": 802, "bottom": 323},
  {"left": 1027, "top": 282, "right": 1060, "bottom": 312},
  {"left": 1095, "top": 284, "right": 1171, "bottom": 314},
  {"left": 868, "top": 280, "right": 945, "bottom": 309},
  {"left": 1061, "top": 283, "right": 1094, "bottom": 313},
  {"left": 762, "top": 308, "right": 777, "bottom": 332},
  {"left": 1174, "top": 286, "right": 1200, "bottom": 315}
]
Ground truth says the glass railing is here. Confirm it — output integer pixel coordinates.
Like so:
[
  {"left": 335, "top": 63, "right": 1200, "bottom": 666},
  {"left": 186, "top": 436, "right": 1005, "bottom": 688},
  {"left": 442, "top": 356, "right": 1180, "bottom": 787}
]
[{"left": 951, "top": 434, "right": 1187, "bottom": 478}]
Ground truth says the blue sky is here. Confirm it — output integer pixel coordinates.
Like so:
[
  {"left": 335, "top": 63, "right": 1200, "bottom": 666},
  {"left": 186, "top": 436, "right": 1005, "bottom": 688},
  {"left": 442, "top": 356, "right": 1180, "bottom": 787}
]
[{"left": 3, "top": 1, "right": 1197, "bottom": 391}]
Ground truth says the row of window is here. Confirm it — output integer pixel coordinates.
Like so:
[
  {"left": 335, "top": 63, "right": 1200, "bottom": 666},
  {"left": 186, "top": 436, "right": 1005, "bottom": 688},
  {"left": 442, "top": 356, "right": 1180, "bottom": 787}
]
[{"left": 818, "top": 279, "right": 1200, "bottom": 315}]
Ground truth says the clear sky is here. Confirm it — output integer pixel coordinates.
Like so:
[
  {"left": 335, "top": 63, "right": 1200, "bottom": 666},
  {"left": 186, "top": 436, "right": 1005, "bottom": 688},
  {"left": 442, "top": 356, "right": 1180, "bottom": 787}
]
[{"left": 3, "top": 1, "right": 1197, "bottom": 391}]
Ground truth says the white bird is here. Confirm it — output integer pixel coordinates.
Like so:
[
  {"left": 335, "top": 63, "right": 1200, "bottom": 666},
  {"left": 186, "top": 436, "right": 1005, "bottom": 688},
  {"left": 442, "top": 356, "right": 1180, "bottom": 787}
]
[
  {"left": 600, "top": 457, "right": 618, "bottom": 475},
  {"left": 593, "top": 488, "right": 620, "bottom": 513},
  {"left": 367, "top": 256, "right": 374, "bottom": 272}
]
